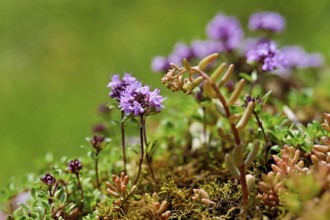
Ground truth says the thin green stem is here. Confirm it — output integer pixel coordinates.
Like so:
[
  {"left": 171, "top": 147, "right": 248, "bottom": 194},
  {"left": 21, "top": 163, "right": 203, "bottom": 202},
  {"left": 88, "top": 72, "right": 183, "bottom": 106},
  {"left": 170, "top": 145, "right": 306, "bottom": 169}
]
[
  {"left": 254, "top": 112, "right": 269, "bottom": 166},
  {"left": 95, "top": 151, "right": 101, "bottom": 190},
  {"left": 121, "top": 111, "right": 127, "bottom": 174},
  {"left": 142, "top": 117, "right": 155, "bottom": 181},
  {"left": 133, "top": 115, "right": 145, "bottom": 185},
  {"left": 75, "top": 173, "right": 84, "bottom": 202}
]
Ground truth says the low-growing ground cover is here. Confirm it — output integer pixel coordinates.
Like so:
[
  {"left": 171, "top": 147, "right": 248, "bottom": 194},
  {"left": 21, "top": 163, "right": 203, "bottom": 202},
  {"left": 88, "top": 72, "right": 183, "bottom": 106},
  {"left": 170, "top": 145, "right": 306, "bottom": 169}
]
[{"left": 1, "top": 11, "right": 330, "bottom": 220}]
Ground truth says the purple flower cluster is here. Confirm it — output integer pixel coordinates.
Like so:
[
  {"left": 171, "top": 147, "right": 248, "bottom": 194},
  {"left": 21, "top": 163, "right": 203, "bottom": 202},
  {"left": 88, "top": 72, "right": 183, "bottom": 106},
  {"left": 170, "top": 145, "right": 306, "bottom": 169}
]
[
  {"left": 40, "top": 173, "right": 56, "bottom": 186},
  {"left": 107, "top": 73, "right": 137, "bottom": 100},
  {"left": 151, "top": 56, "right": 171, "bottom": 73},
  {"left": 249, "top": 12, "right": 285, "bottom": 33},
  {"left": 119, "top": 81, "right": 165, "bottom": 116},
  {"left": 91, "top": 135, "right": 105, "bottom": 150},
  {"left": 191, "top": 40, "right": 223, "bottom": 58},
  {"left": 151, "top": 11, "right": 324, "bottom": 74},
  {"left": 206, "top": 14, "right": 243, "bottom": 51},
  {"left": 68, "top": 159, "right": 83, "bottom": 174},
  {"left": 168, "top": 42, "right": 194, "bottom": 64},
  {"left": 281, "top": 46, "right": 324, "bottom": 69},
  {"left": 246, "top": 40, "right": 286, "bottom": 72}
]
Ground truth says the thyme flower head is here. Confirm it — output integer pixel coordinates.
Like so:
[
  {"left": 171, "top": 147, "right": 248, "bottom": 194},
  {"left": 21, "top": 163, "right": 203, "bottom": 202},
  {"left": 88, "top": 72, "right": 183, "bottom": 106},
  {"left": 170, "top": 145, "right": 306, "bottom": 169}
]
[
  {"left": 206, "top": 13, "right": 243, "bottom": 51},
  {"left": 107, "top": 73, "right": 137, "bottom": 100},
  {"left": 168, "top": 42, "right": 194, "bottom": 65},
  {"left": 119, "top": 81, "right": 165, "bottom": 117},
  {"left": 91, "top": 135, "right": 105, "bottom": 150},
  {"left": 246, "top": 40, "right": 286, "bottom": 72},
  {"left": 281, "top": 46, "right": 324, "bottom": 69},
  {"left": 40, "top": 173, "right": 56, "bottom": 186},
  {"left": 151, "top": 56, "right": 170, "bottom": 72},
  {"left": 68, "top": 159, "right": 83, "bottom": 174},
  {"left": 191, "top": 40, "right": 222, "bottom": 58},
  {"left": 249, "top": 12, "right": 286, "bottom": 33}
]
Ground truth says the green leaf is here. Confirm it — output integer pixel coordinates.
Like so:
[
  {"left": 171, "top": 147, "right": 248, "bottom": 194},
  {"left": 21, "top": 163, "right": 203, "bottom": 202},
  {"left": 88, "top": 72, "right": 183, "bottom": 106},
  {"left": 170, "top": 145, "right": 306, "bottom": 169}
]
[
  {"left": 59, "top": 191, "right": 67, "bottom": 204},
  {"left": 262, "top": 90, "right": 272, "bottom": 105},
  {"left": 35, "top": 205, "right": 45, "bottom": 216},
  {"left": 18, "top": 203, "right": 30, "bottom": 214},
  {"left": 52, "top": 169, "right": 62, "bottom": 179},
  {"left": 239, "top": 72, "right": 252, "bottom": 82},
  {"left": 30, "top": 188, "right": 37, "bottom": 200}
]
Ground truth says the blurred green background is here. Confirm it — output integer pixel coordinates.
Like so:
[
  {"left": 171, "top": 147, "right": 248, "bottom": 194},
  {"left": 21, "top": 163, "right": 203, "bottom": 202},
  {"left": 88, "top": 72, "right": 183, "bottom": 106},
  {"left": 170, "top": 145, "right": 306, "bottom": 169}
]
[{"left": 1, "top": 0, "right": 330, "bottom": 186}]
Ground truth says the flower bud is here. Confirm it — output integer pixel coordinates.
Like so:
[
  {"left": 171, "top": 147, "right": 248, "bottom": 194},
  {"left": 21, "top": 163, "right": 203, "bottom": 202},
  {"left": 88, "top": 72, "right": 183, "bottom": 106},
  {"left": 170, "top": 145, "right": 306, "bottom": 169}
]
[
  {"left": 40, "top": 173, "right": 56, "bottom": 186},
  {"left": 68, "top": 159, "right": 82, "bottom": 174}
]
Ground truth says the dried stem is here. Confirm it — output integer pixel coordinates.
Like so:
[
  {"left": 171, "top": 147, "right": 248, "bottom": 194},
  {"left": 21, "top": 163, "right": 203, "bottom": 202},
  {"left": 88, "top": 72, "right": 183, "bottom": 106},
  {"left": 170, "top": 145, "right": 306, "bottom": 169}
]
[{"left": 192, "top": 66, "right": 249, "bottom": 206}]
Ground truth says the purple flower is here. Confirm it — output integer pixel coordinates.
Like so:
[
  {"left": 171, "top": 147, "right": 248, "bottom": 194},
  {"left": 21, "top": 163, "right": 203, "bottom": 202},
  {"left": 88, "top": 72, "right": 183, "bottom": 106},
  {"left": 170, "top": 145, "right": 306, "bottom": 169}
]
[
  {"left": 246, "top": 40, "right": 286, "bottom": 72},
  {"left": 239, "top": 38, "right": 259, "bottom": 55},
  {"left": 306, "top": 53, "right": 324, "bottom": 68},
  {"left": 249, "top": 12, "right": 285, "bottom": 33},
  {"left": 191, "top": 40, "right": 223, "bottom": 58},
  {"left": 40, "top": 173, "right": 56, "bottom": 186},
  {"left": 119, "top": 81, "right": 165, "bottom": 116},
  {"left": 168, "top": 42, "right": 194, "bottom": 64},
  {"left": 68, "top": 159, "right": 82, "bottom": 174},
  {"left": 91, "top": 135, "right": 105, "bottom": 150},
  {"left": 281, "top": 46, "right": 324, "bottom": 69},
  {"left": 151, "top": 56, "right": 170, "bottom": 72},
  {"left": 92, "top": 123, "right": 107, "bottom": 134},
  {"left": 107, "top": 73, "right": 137, "bottom": 100},
  {"left": 206, "top": 13, "right": 243, "bottom": 51}
]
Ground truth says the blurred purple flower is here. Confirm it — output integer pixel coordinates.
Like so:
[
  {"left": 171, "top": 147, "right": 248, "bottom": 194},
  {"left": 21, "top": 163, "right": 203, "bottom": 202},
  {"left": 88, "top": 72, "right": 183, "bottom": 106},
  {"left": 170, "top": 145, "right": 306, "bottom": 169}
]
[
  {"left": 191, "top": 40, "right": 223, "bottom": 58},
  {"left": 168, "top": 42, "right": 194, "bottom": 65},
  {"left": 281, "top": 46, "right": 324, "bottom": 69},
  {"left": 239, "top": 38, "right": 259, "bottom": 54},
  {"left": 151, "top": 56, "right": 170, "bottom": 72},
  {"left": 107, "top": 73, "right": 137, "bottom": 100},
  {"left": 249, "top": 12, "right": 285, "bottom": 33},
  {"left": 281, "top": 46, "right": 308, "bottom": 69},
  {"left": 307, "top": 53, "right": 324, "bottom": 68},
  {"left": 246, "top": 40, "right": 286, "bottom": 72},
  {"left": 206, "top": 13, "right": 243, "bottom": 51},
  {"left": 92, "top": 123, "right": 107, "bottom": 134},
  {"left": 119, "top": 81, "right": 165, "bottom": 116}
]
